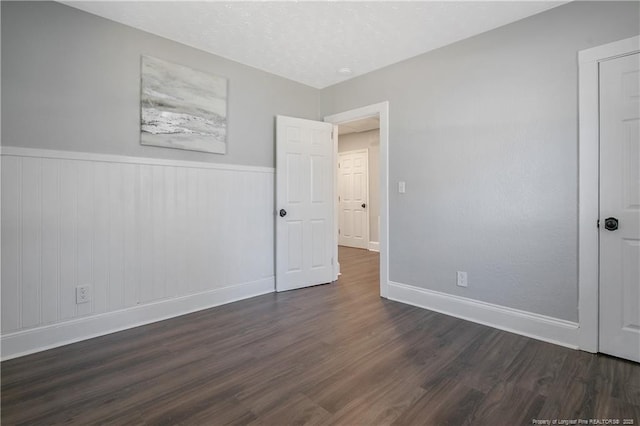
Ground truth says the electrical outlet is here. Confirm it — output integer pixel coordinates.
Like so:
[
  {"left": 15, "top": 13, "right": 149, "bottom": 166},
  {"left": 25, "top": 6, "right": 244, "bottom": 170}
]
[
  {"left": 76, "top": 285, "right": 91, "bottom": 304},
  {"left": 456, "top": 271, "right": 468, "bottom": 288}
]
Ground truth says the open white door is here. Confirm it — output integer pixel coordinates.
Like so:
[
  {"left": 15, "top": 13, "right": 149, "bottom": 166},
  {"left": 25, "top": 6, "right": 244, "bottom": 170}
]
[
  {"left": 598, "top": 52, "right": 640, "bottom": 363},
  {"left": 276, "top": 116, "right": 335, "bottom": 292},
  {"left": 338, "top": 149, "right": 369, "bottom": 249}
]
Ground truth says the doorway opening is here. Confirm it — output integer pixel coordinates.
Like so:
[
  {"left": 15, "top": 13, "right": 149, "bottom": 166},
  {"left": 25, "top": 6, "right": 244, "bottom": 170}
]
[
  {"left": 335, "top": 119, "right": 380, "bottom": 288},
  {"left": 325, "top": 101, "right": 389, "bottom": 298},
  {"left": 337, "top": 118, "right": 380, "bottom": 252}
]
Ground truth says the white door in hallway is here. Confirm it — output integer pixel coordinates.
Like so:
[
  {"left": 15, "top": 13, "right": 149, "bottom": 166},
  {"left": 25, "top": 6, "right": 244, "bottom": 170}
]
[
  {"left": 275, "top": 116, "right": 335, "bottom": 292},
  {"left": 599, "top": 52, "right": 640, "bottom": 362},
  {"left": 338, "top": 149, "right": 369, "bottom": 249}
]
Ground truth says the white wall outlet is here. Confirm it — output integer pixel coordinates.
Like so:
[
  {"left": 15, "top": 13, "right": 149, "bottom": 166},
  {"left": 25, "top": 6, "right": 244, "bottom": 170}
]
[
  {"left": 76, "top": 285, "right": 91, "bottom": 304},
  {"left": 398, "top": 181, "right": 406, "bottom": 193},
  {"left": 456, "top": 271, "right": 468, "bottom": 287}
]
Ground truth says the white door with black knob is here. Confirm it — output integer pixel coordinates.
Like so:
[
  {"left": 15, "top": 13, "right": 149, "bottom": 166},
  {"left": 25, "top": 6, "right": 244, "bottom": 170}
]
[
  {"left": 598, "top": 52, "right": 640, "bottom": 362},
  {"left": 275, "top": 116, "right": 335, "bottom": 292},
  {"left": 338, "top": 149, "right": 369, "bottom": 249}
]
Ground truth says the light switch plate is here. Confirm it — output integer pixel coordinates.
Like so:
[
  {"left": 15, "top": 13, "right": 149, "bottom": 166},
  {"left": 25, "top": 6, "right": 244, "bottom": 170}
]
[{"left": 398, "top": 181, "right": 406, "bottom": 193}]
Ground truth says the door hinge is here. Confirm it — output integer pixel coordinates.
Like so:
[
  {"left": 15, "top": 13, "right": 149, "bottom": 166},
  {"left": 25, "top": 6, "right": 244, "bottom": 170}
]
[
  {"left": 338, "top": 229, "right": 341, "bottom": 235},
  {"left": 338, "top": 162, "right": 341, "bottom": 169},
  {"left": 338, "top": 196, "right": 341, "bottom": 202},
  {"left": 331, "top": 257, "right": 334, "bottom": 265},
  {"left": 597, "top": 219, "right": 600, "bottom": 228}
]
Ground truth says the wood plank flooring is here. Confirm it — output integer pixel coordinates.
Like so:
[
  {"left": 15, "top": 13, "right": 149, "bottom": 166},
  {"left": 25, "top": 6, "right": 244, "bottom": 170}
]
[{"left": 2, "top": 246, "right": 639, "bottom": 425}]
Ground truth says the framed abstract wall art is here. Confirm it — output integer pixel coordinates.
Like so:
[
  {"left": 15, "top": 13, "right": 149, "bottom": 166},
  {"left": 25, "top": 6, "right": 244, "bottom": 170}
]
[{"left": 140, "top": 56, "right": 227, "bottom": 154}]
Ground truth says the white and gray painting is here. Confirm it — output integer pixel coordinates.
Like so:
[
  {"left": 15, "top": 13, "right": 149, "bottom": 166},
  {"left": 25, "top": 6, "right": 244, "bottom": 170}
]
[{"left": 140, "top": 56, "right": 227, "bottom": 154}]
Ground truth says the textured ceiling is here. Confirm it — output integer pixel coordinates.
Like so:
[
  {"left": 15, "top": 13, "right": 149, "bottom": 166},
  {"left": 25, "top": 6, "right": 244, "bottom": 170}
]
[{"left": 63, "top": 1, "right": 569, "bottom": 89}]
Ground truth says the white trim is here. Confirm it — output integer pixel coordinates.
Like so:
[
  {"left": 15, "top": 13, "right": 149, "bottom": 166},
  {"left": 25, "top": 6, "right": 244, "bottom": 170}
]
[
  {"left": 1, "top": 277, "right": 274, "bottom": 360},
  {"left": 368, "top": 241, "right": 380, "bottom": 252},
  {"left": 579, "top": 36, "right": 640, "bottom": 63},
  {"left": 0, "top": 146, "right": 274, "bottom": 174},
  {"left": 388, "top": 281, "right": 579, "bottom": 349},
  {"left": 578, "top": 35, "right": 640, "bottom": 353},
  {"left": 325, "top": 101, "right": 390, "bottom": 298},
  {"left": 332, "top": 126, "right": 340, "bottom": 280}
]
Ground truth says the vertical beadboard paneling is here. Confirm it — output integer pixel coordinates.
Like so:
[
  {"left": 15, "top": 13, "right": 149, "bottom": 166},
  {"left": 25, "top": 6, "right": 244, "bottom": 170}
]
[
  {"left": 164, "top": 166, "right": 178, "bottom": 299},
  {"left": 253, "top": 173, "right": 266, "bottom": 277},
  {"left": 219, "top": 170, "right": 232, "bottom": 288},
  {"left": 138, "top": 164, "right": 154, "bottom": 304},
  {"left": 122, "top": 163, "right": 139, "bottom": 308},
  {"left": 21, "top": 157, "right": 42, "bottom": 329},
  {"left": 93, "top": 162, "right": 110, "bottom": 315},
  {"left": 264, "top": 174, "right": 275, "bottom": 278},
  {"left": 59, "top": 160, "right": 78, "bottom": 320},
  {"left": 230, "top": 172, "right": 245, "bottom": 285},
  {"left": 76, "top": 161, "right": 94, "bottom": 317},
  {"left": 236, "top": 172, "right": 250, "bottom": 285},
  {"left": 238, "top": 172, "right": 254, "bottom": 285},
  {"left": 108, "top": 163, "right": 125, "bottom": 312},
  {"left": 195, "top": 168, "right": 208, "bottom": 293},
  {"left": 175, "top": 167, "right": 188, "bottom": 295},
  {"left": 1, "top": 149, "right": 275, "bottom": 356},
  {"left": 1, "top": 157, "right": 21, "bottom": 332},
  {"left": 41, "top": 159, "right": 60, "bottom": 325},
  {"left": 185, "top": 167, "right": 199, "bottom": 295},
  {"left": 151, "top": 165, "right": 166, "bottom": 301},
  {"left": 206, "top": 168, "right": 223, "bottom": 292}
]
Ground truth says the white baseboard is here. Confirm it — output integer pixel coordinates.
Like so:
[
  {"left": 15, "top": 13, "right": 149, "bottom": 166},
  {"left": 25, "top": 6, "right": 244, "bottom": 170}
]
[
  {"left": 1, "top": 277, "right": 274, "bottom": 360},
  {"left": 368, "top": 241, "right": 380, "bottom": 252},
  {"left": 388, "top": 281, "right": 579, "bottom": 349}
]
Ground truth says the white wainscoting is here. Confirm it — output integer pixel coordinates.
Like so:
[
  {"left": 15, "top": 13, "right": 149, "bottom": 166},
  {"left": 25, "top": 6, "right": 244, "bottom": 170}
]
[
  {"left": 388, "top": 281, "right": 579, "bottom": 349},
  {"left": 1, "top": 147, "right": 275, "bottom": 360}
]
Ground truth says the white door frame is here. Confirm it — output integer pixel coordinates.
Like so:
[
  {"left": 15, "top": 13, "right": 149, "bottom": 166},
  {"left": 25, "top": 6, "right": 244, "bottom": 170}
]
[
  {"left": 578, "top": 35, "right": 640, "bottom": 352},
  {"left": 338, "top": 148, "right": 370, "bottom": 249},
  {"left": 325, "top": 102, "right": 390, "bottom": 298}
]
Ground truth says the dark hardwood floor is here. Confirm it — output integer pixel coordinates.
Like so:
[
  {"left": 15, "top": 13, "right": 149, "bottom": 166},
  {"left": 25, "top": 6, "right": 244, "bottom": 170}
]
[{"left": 2, "top": 246, "right": 639, "bottom": 425}]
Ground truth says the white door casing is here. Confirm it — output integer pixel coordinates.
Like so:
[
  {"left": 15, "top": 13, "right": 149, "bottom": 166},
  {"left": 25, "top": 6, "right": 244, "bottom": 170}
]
[
  {"left": 578, "top": 35, "right": 640, "bottom": 355},
  {"left": 598, "top": 52, "right": 640, "bottom": 363},
  {"left": 324, "top": 101, "right": 390, "bottom": 298},
  {"left": 275, "top": 116, "right": 334, "bottom": 292},
  {"left": 338, "top": 149, "right": 369, "bottom": 249}
]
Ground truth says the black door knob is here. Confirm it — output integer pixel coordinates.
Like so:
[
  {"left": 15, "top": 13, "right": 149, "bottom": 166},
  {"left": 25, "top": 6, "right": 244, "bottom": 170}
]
[
  {"left": 361, "top": 203, "right": 366, "bottom": 208},
  {"left": 279, "top": 209, "right": 287, "bottom": 217},
  {"left": 604, "top": 217, "right": 618, "bottom": 231}
]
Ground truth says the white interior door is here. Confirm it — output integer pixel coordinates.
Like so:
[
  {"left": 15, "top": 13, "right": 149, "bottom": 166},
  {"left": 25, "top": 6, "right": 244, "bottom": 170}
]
[
  {"left": 598, "top": 52, "right": 640, "bottom": 362},
  {"left": 338, "top": 149, "right": 369, "bottom": 249},
  {"left": 276, "top": 116, "right": 334, "bottom": 292}
]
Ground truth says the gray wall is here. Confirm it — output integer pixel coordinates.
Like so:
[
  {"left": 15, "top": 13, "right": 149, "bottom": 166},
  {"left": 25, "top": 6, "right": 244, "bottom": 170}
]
[
  {"left": 1, "top": 1, "right": 319, "bottom": 168},
  {"left": 321, "top": 1, "right": 640, "bottom": 322},
  {"left": 3, "top": 0, "right": 639, "bottom": 323},
  {"left": 338, "top": 130, "right": 380, "bottom": 242}
]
